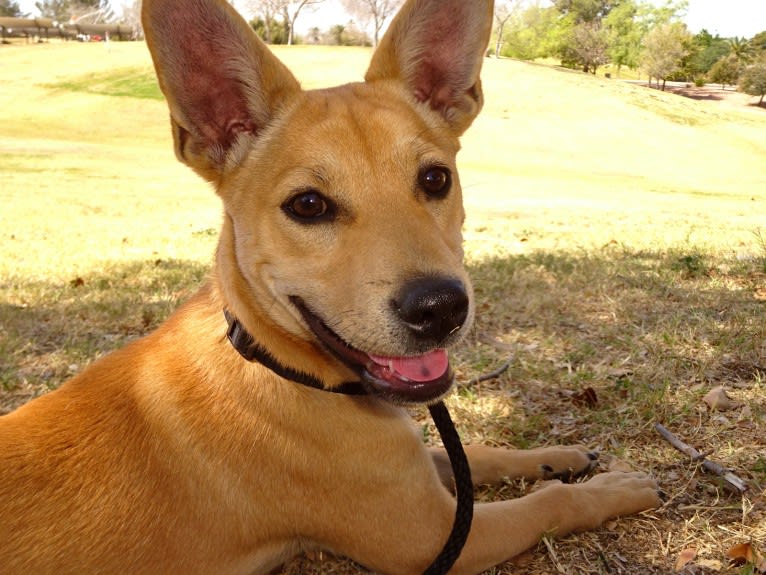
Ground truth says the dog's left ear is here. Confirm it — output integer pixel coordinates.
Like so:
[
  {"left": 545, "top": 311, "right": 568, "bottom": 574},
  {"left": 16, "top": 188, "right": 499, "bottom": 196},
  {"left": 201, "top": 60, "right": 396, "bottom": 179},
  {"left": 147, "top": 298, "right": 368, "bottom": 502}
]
[{"left": 365, "top": 0, "right": 494, "bottom": 135}]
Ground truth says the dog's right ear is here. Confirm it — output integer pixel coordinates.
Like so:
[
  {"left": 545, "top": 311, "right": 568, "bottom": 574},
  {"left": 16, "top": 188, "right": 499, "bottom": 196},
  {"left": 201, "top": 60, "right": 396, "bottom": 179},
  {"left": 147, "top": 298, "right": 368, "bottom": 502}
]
[{"left": 142, "top": 0, "right": 300, "bottom": 182}]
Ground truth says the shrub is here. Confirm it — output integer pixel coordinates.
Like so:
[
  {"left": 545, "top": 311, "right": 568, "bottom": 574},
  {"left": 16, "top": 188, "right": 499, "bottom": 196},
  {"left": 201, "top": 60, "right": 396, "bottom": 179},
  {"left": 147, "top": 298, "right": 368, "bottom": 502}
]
[
  {"left": 707, "top": 54, "right": 741, "bottom": 89},
  {"left": 738, "top": 61, "right": 766, "bottom": 105}
]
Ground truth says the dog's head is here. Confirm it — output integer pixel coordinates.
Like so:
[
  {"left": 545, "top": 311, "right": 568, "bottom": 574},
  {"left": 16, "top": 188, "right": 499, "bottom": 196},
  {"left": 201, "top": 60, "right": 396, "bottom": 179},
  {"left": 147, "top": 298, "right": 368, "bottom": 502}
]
[{"left": 143, "top": 0, "right": 493, "bottom": 403}]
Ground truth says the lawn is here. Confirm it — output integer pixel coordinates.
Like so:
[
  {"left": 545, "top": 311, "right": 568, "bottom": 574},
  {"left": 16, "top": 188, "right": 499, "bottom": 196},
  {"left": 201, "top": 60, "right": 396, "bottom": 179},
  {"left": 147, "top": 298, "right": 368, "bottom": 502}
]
[{"left": 1, "top": 41, "right": 765, "bottom": 574}]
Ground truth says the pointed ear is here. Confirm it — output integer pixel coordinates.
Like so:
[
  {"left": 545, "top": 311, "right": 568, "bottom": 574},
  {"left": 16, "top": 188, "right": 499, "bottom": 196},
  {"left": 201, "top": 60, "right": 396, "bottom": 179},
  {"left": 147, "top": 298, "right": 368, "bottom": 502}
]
[
  {"left": 142, "top": 0, "right": 301, "bottom": 181},
  {"left": 364, "top": 0, "right": 494, "bottom": 135}
]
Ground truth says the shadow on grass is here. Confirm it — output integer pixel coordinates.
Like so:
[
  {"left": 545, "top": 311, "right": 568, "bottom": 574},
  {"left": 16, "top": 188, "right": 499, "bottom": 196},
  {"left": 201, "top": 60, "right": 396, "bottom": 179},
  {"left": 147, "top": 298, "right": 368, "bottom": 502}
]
[
  {"left": 465, "top": 247, "right": 765, "bottom": 388},
  {"left": 0, "top": 259, "right": 209, "bottom": 408},
  {"left": 669, "top": 87, "right": 724, "bottom": 102}
]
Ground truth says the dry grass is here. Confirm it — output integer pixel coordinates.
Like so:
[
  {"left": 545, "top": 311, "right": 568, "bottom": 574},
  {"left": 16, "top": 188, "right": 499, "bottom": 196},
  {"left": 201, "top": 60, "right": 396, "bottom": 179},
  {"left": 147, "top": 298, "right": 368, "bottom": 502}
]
[{"left": 1, "top": 41, "right": 766, "bottom": 574}]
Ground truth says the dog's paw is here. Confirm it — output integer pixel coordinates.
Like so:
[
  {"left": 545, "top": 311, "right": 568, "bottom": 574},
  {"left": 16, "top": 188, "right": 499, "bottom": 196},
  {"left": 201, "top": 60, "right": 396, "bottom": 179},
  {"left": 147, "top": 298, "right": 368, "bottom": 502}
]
[
  {"left": 580, "top": 471, "right": 662, "bottom": 523},
  {"left": 536, "top": 445, "right": 598, "bottom": 482}
]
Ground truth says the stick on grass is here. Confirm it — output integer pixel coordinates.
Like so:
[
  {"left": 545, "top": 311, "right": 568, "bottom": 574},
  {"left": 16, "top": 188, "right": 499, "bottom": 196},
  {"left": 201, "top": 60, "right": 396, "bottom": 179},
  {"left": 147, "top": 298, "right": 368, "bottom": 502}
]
[
  {"left": 654, "top": 423, "right": 748, "bottom": 494},
  {"left": 467, "top": 355, "right": 514, "bottom": 386}
]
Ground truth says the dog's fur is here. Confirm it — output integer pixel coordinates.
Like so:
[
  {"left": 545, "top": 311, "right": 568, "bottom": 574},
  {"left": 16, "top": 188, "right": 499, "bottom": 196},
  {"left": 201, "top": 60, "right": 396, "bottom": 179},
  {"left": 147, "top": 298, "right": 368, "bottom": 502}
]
[{"left": 0, "top": 0, "right": 660, "bottom": 573}]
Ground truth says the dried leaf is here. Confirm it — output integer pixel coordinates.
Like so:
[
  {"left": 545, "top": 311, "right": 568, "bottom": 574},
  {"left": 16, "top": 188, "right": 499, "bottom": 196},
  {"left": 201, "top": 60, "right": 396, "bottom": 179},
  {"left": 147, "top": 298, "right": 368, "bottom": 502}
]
[
  {"left": 703, "top": 386, "right": 739, "bottom": 411},
  {"left": 675, "top": 547, "right": 697, "bottom": 572},
  {"left": 726, "top": 541, "right": 759, "bottom": 566}
]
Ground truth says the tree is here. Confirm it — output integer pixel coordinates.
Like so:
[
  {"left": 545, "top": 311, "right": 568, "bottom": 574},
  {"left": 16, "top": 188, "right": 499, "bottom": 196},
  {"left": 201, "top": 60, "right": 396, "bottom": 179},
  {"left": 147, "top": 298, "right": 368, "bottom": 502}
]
[
  {"left": 553, "top": 0, "right": 614, "bottom": 23},
  {"left": 708, "top": 54, "right": 741, "bottom": 89},
  {"left": 35, "top": 0, "right": 114, "bottom": 24},
  {"left": 603, "top": 0, "right": 642, "bottom": 73},
  {"left": 243, "top": 0, "right": 285, "bottom": 43},
  {"left": 640, "top": 0, "right": 687, "bottom": 28},
  {"left": 550, "top": 0, "right": 629, "bottom": 72},
  {"left": 641, "top": 22, "right": 689, "bottom": 90},
  {"left": 120, "top": 0, "right": 142, "bottom": 39},
  {"left": 685, "top": 29, "right": 730, "bottom": 78},
  {"left": 499, "top": 2, "right": 558, "bottom": 60},
  {"left": 73, "top": 0, "right": 116, "bottom": 24},
  {"left": 493, "top": 0, "right": 520, "bottom": 57},
  {"left": 570, "top": 21, "right": 609, "bottom": 73},
  {"left": 250, "top": 15, "right": 289, "bottom": 43},
  {"left": 728, "top": 36, "right": 755, "bottom": 64},
  {"left": 245, "top": 0, "right": 324, "bottom": 45},
  {"left": 341, "top": 0, "right": 400, "bottom": 47},
  {"left": 281, "top": 0, "right": 325, "bottom": 45},
  {"left": 35, "top": 0, "right": 70, "bottom": 22},
  {"left": 752, "top": 30, "right": 766, "bottom": 54},
  {"left": 739, "top": 60, "right": 766, "bottom": 105},
  {"left": 0, "top": 0, "right": 24, "bottom": 17}
]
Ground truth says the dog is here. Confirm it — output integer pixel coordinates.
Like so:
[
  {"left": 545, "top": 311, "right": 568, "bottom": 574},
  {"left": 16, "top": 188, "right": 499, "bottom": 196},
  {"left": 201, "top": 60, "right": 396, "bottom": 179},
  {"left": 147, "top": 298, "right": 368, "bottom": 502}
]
[{"left": 0, "top": 0, "right": 660, "bottom": 573}]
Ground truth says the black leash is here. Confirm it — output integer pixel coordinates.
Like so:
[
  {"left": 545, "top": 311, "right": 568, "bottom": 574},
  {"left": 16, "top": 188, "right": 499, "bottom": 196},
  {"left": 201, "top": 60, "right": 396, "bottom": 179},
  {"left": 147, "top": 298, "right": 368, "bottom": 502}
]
[
  {"left": 423, "top": 401, "right": 474, "bottom": 575},
  {"left": 225, "top": 311, "right": 473, "bottom": 575}
]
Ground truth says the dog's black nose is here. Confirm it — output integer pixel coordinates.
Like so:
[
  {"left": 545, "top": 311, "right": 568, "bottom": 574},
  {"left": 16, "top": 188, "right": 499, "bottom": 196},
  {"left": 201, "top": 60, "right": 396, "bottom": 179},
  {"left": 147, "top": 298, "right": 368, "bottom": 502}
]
[{"left": 395, "top": 277, "right": 469, "bottom": 343}]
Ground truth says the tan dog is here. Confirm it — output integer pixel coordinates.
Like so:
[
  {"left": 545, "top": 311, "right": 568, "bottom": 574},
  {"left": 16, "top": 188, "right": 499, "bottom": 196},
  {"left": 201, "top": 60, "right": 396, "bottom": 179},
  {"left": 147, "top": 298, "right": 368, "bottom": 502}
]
[{"left": 0, "top": 0, "right": 660, "bottom": 573}]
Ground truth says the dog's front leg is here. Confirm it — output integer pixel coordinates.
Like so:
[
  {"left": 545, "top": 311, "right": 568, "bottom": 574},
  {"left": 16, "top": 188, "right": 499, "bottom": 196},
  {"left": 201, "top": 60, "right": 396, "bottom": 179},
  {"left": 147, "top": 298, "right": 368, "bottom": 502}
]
[
  {"left": 450, "top": 471, "right": 661, "bottom": 574},
  {"left": 323, "top": 463, "right": 658, "bottom": 575},
  {"left": 430, "top": 444, "right": 599, "bottom": 488}
]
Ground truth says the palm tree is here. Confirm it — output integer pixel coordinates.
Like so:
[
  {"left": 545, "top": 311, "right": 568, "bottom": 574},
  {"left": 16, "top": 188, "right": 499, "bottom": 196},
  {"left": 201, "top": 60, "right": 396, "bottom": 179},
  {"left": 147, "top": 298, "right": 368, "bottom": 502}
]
[{"left": 728, "top": 36, "right": 755, "bottom": 64}]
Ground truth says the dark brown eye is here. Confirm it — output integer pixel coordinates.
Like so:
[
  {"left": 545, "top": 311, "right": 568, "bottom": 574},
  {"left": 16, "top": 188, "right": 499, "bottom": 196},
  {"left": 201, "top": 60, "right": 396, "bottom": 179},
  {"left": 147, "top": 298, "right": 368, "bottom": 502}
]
[
  {"left": 419, "top": 165, "right": 451, "bottom": 199},
  {"left": 283, "top": 190, "right": 334, "bottom": 222}
]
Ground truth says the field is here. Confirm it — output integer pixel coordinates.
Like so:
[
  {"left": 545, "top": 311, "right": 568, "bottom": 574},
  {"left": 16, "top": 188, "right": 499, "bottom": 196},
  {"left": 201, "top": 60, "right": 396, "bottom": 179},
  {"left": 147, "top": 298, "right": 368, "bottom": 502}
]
[{"left": 2, "top": 41, "right": 766, "bottom": 574}]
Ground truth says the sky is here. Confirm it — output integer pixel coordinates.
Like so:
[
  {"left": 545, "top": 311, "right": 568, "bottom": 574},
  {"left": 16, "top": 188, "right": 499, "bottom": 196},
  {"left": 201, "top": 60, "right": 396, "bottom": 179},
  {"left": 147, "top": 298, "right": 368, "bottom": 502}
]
[
  {"left": 14, "top": 0, "right": 766, "bottom": 40},
  {"left": 666, "top": 0, "right": 766, "bottom": 38}
]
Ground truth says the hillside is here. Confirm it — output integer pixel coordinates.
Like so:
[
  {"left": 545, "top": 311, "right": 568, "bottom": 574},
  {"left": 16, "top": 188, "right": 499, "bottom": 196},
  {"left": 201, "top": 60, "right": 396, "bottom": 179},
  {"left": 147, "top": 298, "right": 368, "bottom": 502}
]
[{"left": 2, "top": 42, "right": 764, "bottom": 269}]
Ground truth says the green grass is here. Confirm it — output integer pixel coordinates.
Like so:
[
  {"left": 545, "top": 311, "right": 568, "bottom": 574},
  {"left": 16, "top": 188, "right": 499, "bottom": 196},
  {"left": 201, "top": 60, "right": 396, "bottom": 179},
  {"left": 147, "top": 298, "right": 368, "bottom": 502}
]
[
  {"left": 1, "top": 41, "right": 765, "bottom": 574},
  {"left": 49, "top": 67, "right": 163, "bottom": 100}
]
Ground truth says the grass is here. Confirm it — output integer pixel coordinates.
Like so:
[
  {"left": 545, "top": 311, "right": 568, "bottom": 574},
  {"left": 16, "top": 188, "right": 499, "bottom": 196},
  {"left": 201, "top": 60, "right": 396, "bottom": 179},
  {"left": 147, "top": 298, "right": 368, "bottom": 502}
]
[
  {"left": 48, "top": 66, "right": 163, "bottom": 100},
  {"left": 2, "top": 40, "right": 766, "bottom": 574}
]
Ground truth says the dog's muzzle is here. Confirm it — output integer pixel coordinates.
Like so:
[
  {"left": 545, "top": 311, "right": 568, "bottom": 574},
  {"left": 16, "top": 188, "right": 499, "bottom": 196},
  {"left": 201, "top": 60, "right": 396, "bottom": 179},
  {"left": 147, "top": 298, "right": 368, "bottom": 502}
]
[{"left": 290, "top": 277, "right": 469, "bottom": 404}]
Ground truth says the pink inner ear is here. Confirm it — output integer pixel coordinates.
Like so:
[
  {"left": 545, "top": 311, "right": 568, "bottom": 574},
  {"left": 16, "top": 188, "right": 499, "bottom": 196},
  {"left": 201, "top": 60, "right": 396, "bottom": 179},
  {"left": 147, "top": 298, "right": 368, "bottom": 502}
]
[
  {"left": 154, "top": 1, "right": 257, "bottom": 152},
  {"left": 406, "top": 5, "right": 478, "bottom": 112}
]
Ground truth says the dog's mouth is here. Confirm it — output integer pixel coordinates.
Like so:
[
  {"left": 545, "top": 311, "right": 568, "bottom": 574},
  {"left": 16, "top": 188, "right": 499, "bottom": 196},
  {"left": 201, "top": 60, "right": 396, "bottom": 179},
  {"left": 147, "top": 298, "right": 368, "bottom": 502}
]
[{"left": 290, "top": 296, "right": 454, "bottom": 404}]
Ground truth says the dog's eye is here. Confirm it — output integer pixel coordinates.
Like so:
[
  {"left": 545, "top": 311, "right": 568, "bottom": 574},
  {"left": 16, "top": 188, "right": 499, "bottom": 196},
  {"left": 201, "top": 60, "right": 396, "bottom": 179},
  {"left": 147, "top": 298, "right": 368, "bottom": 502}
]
[
  {"left": 283, "top": 190, "right": 334, "bottom": 222},
  {"left": 419, "top": 165, "right": 451, "bottom": 199}
]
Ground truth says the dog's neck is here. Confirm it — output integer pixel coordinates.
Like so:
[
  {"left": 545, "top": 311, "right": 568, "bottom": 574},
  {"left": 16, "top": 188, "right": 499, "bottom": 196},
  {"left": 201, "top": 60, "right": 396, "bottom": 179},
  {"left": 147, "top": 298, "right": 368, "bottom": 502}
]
[{"left": 223, "top": 310, "right": 367, "bottom": 396}]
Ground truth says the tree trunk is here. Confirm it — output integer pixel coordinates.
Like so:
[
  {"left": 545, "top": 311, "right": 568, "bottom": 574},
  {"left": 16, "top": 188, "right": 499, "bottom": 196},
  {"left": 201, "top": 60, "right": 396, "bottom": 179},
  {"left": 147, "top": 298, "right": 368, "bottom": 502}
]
[
  {"left": 264, "top": 14, "right": 272, "bottom": 43},
  {"left": 494, "top": 20, "right": 506, "bottom": 57},
  {"left": 760, "top": 93, "right": 764, "bottom": 106},
  {"left": 283, "top": 7, "right": 294, "bottom": 46},
  {"left": 661, "top": 78, "right": 666, "bottom": 91}
]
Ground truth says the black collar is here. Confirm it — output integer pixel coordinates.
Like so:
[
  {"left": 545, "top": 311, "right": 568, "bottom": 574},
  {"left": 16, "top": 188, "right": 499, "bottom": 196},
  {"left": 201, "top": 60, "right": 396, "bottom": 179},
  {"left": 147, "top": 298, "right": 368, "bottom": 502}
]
[{"left": 224, "top": 310, "right": 367, "bottom": 396}]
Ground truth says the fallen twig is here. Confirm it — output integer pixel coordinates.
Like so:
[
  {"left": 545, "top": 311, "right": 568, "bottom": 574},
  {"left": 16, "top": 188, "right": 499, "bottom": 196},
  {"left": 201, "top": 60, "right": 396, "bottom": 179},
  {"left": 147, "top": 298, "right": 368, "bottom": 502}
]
[
  {"left": 467, "top": 355, "right": 514, "bottom": 386},
  {"left": 654, "top": 423, "right": 748, "bottom": 494}
]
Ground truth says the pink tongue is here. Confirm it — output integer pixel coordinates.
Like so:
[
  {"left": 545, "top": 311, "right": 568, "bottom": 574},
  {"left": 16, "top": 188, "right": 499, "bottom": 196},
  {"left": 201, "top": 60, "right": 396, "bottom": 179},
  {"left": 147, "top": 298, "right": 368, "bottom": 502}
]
[{"left": 369, "top": 349, "right": 449, "bottom": 383}]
